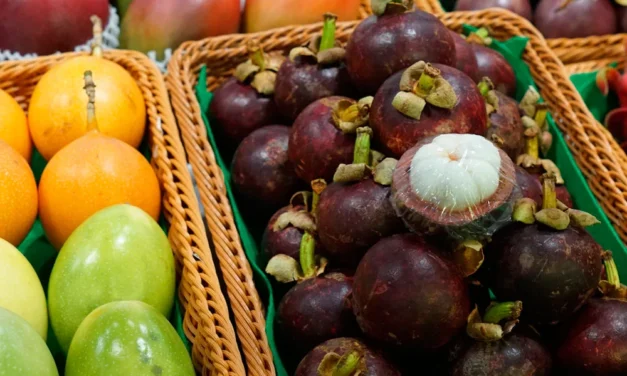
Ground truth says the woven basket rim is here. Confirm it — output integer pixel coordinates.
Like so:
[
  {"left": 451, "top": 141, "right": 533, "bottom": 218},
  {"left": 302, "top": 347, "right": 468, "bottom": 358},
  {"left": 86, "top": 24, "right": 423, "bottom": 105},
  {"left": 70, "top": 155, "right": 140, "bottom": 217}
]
[{"left": 0, "top": 49, "right": 246, "bottom": 376}]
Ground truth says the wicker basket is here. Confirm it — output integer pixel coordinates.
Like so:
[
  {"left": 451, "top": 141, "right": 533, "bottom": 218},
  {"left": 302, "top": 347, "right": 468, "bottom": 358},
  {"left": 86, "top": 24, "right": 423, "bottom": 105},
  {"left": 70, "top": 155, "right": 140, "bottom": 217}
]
[
  {"left": 564, "top": 58, "right": 625, "bottom": 76},
  {"left": 0, "top": 51, "right": 245, "bottom": 376},
  {"left": 165, "top": 8, "right": 627, "bottom": 372}
]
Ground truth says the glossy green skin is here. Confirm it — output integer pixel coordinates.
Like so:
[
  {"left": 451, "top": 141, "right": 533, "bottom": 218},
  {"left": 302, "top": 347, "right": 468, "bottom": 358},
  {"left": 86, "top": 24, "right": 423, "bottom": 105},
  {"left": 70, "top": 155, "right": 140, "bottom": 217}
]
[
  {"left": 0, "top": 307, "right": 58, "bottom": 376},
  {"left": 48, "top": 204, "right": 176, "bottom": 353},
  {"left": 66, "top": 301, "right": 194, "bottom": 376}
]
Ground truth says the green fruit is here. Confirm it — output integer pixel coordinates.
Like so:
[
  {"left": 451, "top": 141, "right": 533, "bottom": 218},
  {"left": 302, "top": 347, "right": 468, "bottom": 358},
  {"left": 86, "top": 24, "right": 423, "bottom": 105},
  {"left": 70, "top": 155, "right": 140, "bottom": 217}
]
[
  {"left": 48, "top": 204, "right": 176, "bottom": 353},
  {"left": 0, "top": 238, "right": 48, "bottom": 339},
  {"left": 0, "top": 307, "right": 58, "bottom": 376},
  {"left": 66, "top": 300, "right": 194, "bottom": 376}
]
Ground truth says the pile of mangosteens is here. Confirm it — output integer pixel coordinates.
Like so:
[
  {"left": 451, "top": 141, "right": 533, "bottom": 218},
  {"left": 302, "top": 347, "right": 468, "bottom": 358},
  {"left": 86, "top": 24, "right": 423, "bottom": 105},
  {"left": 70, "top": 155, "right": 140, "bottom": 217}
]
[
  {"left": 455, "top": 0, "right": 627, "bottom": 39},
  {"left": 209, "top": 1, "right": 621, "bottom": 374}
]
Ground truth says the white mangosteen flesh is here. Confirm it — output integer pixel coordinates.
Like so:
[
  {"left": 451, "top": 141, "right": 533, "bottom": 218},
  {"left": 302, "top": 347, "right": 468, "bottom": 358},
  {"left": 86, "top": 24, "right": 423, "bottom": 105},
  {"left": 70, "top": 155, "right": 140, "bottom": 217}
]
[{"left": 409, "top": 134, "right": 502, "bottom": 211}]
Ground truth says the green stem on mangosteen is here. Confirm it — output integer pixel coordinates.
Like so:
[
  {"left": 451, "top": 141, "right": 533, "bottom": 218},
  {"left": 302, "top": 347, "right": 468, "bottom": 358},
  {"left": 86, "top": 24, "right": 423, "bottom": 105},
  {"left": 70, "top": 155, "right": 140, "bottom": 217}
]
[
  {"left": 542, "top": 173, "right": 558, "bottom": 210},
  {"left": 604, "top": 254, "right": 621, "bottom": 290},
  {"left": 534, "top": 104, "right": 549, "bottom": 130},
  {"left": 483, "top": 301, "right": 523, "bottom": 324},
  {"left": 475, "top": 28, "right": 490, "bottom": 39},
  {"left": 415, "top": 64, "right": 440, "bottom": 95},
  {"left": 332, "top": 351, "right": 361, "bottom": 376},
  {"left": 299, "top": 232, "right": 317, "bottom": 278},
  {"left": 524, "top": 125, "right": 540, "bottom": 160},
  {"left": 319, "top": 13, "right": 338, "bottom": 52},
  {"left": 353, "top": 127, "right": 372, "bottom": 166},
  {"left": 248, "top": 40, "right": 266, "bottom": 70},
  {"left": 478, "top": 79, "right": 492, "bottom": 97}
]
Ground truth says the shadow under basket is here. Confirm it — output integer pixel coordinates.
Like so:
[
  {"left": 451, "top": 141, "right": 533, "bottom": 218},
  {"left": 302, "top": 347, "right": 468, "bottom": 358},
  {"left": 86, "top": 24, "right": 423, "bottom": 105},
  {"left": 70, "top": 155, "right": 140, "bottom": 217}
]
[
  {"left": 165, "top": 8, "right": 627, "bottom": 375},
  {"left": 0, "top": 50, "right": 245, "bottom": 376}
]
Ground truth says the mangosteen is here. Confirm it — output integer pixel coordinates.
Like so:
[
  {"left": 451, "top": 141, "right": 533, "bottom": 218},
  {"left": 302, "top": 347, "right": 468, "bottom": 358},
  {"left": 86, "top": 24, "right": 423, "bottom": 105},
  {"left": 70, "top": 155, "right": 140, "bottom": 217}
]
[
  {"left": 266, "top": 217, "right": 358, "bottom": 356},
  {"left": 370, "top": 61, "right": 488, "bottom": 158},
  {"left": 620, "top": 6, "right": 627, "bottom": 33},
  {"left": 556, "top": 254, "right": 627, "bottom": 375},
  {"left": 231, "top": 125, "right": 302, "bottom": 212},
  {"left": 515, "top": 165, "right": 543, "bottom": 207},
  {"left": 515, "top": 96, "right": 573, "bottom": 208},
  {"left": 345, "top": 0, "right": 456, "bottom": 95},
  {"left": 449, "top": 302, "right": 553, "bottom": 376},
  {"left": 296, "top": 338, "right": 401, "bottom": 376},
  {"left": 274, "top": 13, "right": 355, "bottom": 121},
  {"left": 455, "top": 0, "right": 533, "bottom": 21},
  {"left": 535, "top": 0, "right": 617, "bottom": 39},
  {"left": 391, "top": 133, "right": 518, "bottom": 239},
  {"left": 479, "top": 78, "right": 525, "bottom": 159},
  {"left": 210, "top": 41, "right": 283, "bottom": 145},
  {"left": 352, "top": 233, "right": 470, "bottom": 349},
  {"left": 316, "top": 127, "right": 405, "bottom": 266},
  {"left": 262, "top": 203, "right": 316, "bottom": 263},
  {"left": 288, "top": 96, "right": 372, "bottom": 183},
  {"left": 485, "top": 173, "right": 604, "bottom": 325},
  {"left": 450, "top": 31, "right": 480, "bottom": 83},
  {"left": 466, "top": 29, "right": 516, "bottom": 97}
]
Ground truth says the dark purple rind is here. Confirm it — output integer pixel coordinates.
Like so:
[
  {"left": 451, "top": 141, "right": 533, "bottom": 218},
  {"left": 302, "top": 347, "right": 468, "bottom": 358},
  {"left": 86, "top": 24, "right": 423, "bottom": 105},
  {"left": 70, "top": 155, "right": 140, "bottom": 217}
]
[
  {"left": 288, "top": 96, "right": 356, "bottom": 183},
  {"left": 534, "top": 0, "right": 617, "bottom": 39},
  {"left": 455, "top": 0, "right": 533, "bottom": 21},
  {"left": 486, "top": 91, "right": 525, "bottom": 159},
  {"left": 345, "top": 10, "right": 456, "bottom": 95},
  {"left": 472, "top": 44, "right": 517, "bottom": 97},
  {"left": 210, "top": 77, "right": 280, "bottom": 143},
  {"left": 450, "top": 31, "right": 481, "bottom": 83},
  {"left": 262, "top": 205, "right": 308, "bottom": 262},
  {"left": 515, "top": 166, "right": 543, "bottom": 207},
  {"left": 485, "top": 223, "right": 603, "bottom": 325},
  {"left": 371, "top": 64, "right": 488, "bottom": 158},
  {"left": 317, "top": 179, "right": 406, "bottom": 267},
  {"left": 352, "top": 234, "right": 470, "bottom": 349}
]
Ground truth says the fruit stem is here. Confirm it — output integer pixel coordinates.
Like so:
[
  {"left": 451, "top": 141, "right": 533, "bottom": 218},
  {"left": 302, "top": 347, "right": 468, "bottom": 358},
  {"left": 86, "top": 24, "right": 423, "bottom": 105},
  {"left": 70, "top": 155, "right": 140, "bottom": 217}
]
[
  {"left": 478, "top": 79, "right": 492, "bottom": 97},
  {"left": 524, "top": 126, "right": 540, "bottom": 160},
  {"left": 475, "top": 28, "right": 490, "bottom": 39},
  {"left": 353, "top": 127, "right": 372, "bottom": 165},
  {"left": 483, "top": 301, "right": 523, "bottom": 324},
  {"left": 332, "top": 350, "right": 361, "bottom": 376},
  {"left": 534, "top": 104, "right": 548, "bottom": 130},
  {"left": 310, "top": 179, "right": 327, "bottom": 216},
  {"left": 541, "top": 173, "right": 558, "bottom": 210},
  {"left": 248, "top": 40, "right": 266, "bottom": 71},
  {"left": 299, "top": 232, "right": 316, "bottom": 278},
  {"left": 90, "top": 15, "right": 103, "bottom": 58},
  {"left": 604, "top": 254, "right": 621, "bottom": 290},
  {"left": 319, "top": 13, "right": 338, "bottom": 52},
  {"left": 83, "top": 71, "right": 99, "bottom": 132},
  {"left": 415, "top": 64, "right": 440, "bottom": 95}
]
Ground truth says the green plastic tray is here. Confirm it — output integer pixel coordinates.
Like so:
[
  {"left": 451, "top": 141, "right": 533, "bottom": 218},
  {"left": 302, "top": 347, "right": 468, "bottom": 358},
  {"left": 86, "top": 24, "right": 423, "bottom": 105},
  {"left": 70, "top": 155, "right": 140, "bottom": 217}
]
[
  {"left": 17, "top": 138, "right": 191, "bottom": 373},
  {"left": 194, "top": 28, "right": 626, "bottom": 376}
]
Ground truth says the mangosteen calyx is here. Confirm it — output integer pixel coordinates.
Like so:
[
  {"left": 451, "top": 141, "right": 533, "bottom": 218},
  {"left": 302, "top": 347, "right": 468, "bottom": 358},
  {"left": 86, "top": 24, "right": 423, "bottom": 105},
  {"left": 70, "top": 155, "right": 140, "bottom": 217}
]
[
  {"left": 517, "top": 115, "right": 563, "bottom": 184},
  {"left": 479, "top": 77, "right": 500, "bottom": 115},
  {"left": 512, "top": 197, "right": 537, "bottom": 224},
  {"left": 265, "top": 231, "right": 328, "bottom": 283},
  {"left": 333, "top": 127, "right": 373, "bottom": 183},
  {"left": 466, "top": 27, "right": 493, "bottom": 47},
  {"left": 519, "top": 86, "right": 541, "bottom": 117},
  {"left": 233, "top": 40, "right": 284, "bottom": 95},
  {"left": 453, "top": 239, "right": 485, "bottom": 277},
  {"left": 466, "top": 302, "right": 522, "bottom": 342},
  {"left": 272, "top": 208, "right": 317, "bottom": 232},
  {"left": 331, "top": 97, "right": 374, "bottom": 134},
  {"left": 519, "top": 87, "right": 553, "bottom": 155},
  {"left": 371, "top": 0, "right": 413, "bottom": 16},
  {"left": 373, "top": 158, "right": 397, "bottom": 185},
  {"left": 289, "top": 13, "right": 346, "bottom": 66},
  {"left": 599, "top": 252, "right": 627, "bottom": 300},
  {"left": 392, "top": 61, "right": 458, "bottom": 120},
  {"left": 317, "top": 349, "right": 363, "bottom": 376}
]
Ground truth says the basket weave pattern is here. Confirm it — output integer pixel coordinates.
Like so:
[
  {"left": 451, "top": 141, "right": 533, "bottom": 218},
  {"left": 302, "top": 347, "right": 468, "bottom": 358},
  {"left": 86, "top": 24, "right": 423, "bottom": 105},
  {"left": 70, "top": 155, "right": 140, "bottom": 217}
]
[
  {"left": 166, "top": 8, "right": 627, "bottom": 373},
  {"left": 548, "top": 35, "right": 627, "bottom": 65},
  {"left": 0, "top": 51, "right": 245, "bottom": 376}
]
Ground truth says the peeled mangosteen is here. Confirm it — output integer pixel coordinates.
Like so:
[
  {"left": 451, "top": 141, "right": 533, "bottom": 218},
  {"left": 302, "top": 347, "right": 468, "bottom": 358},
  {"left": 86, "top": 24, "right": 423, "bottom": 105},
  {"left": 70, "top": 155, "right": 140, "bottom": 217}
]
[
  {"left": 485, "top": 173, "right": 603, "bottom": 325},
  {"left": 317, "top": 127, "right": 405, "bottom": 266},
  {"left": 352, "top": 233, "right": 470, "bottom": 349},
  {"left": 535, "top": 0, "right": 617, "bottom": 39},
  {"left": 210, "top": 42, "right": 283, "bottom": 144},
  {"left": 296, "top": 337, "right": 401, "bottom": 376},
  {"left": 450, "top": 31, "right": 480, "bottom": 83},
  {"left": 466, "top": 29, "right": 516, "bottom": 97},
  {"left": 455, "top": 0, "right": 533, "bottom": 21},
  {"left": 556, "top": 255, "right": 627, "bottom": 375},
  {"left": 391, "top": 134, "right": 518, "bottom": 239},
  {"left": 274, "top": 13, "right": 355, "bottom": 121},
  {"left": 288, "top": 96, "right": 372, "bottom": 183},
  {"left": 449, "top": 302, "right": 552, "bottom": 376},
  {"left": 231, "top": 125, "right": 302, "bottom": 212},
  {"left": 262, "top": 204, "right": 317, "bottom": 263},
  {"left": 480, "top": 78, "right": 525, "bottom": 159},
  {"left": 345, "top": 0, "right": 456, "bottom": 94},
  {"left": 371, "top": 62, "right": 488, "bottom": 158}
]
